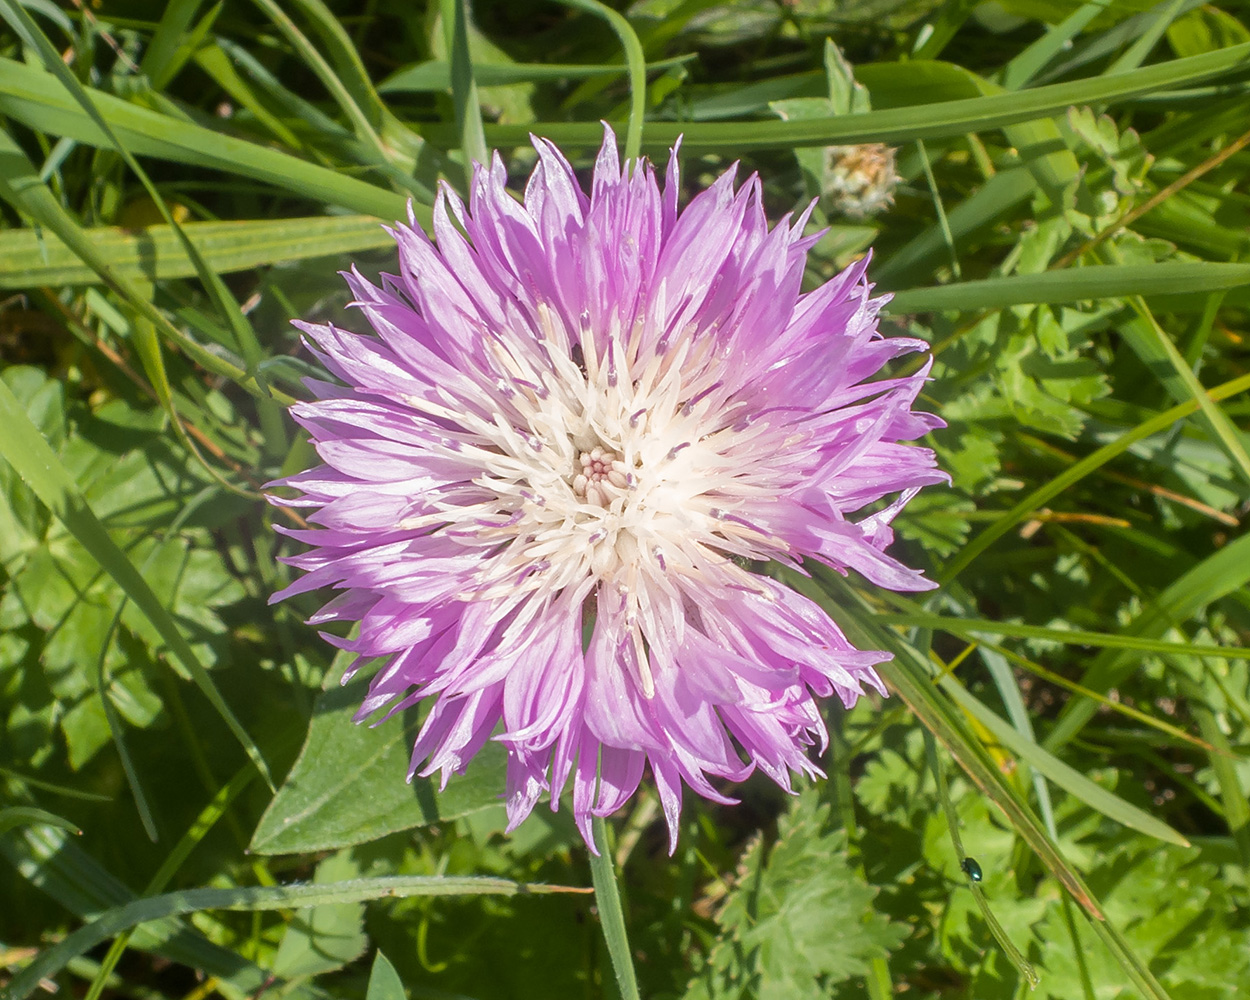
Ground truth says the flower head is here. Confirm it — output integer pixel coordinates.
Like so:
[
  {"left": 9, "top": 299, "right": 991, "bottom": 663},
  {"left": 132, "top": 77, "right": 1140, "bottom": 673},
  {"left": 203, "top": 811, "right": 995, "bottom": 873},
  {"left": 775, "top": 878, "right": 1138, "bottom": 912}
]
[{"left": 272, "top": 129, "right": 945, "bottom": 850}]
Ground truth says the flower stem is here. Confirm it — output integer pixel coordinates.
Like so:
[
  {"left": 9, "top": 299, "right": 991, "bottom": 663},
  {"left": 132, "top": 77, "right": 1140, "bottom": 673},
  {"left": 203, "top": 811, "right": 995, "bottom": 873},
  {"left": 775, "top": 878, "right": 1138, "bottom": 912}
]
[
  {"left": 555, "top": 0, "right": 646, "bottom": 165},
  {"left": 590, "top": 816, "right": 640, "bottom": 1000}
]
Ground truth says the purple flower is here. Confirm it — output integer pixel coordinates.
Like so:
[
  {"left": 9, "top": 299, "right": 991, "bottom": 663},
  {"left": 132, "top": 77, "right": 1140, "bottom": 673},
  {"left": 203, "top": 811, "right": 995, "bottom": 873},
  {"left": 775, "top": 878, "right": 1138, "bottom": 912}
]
[{"left": 272, "top": 129, "right": 945, "bottom": 851}]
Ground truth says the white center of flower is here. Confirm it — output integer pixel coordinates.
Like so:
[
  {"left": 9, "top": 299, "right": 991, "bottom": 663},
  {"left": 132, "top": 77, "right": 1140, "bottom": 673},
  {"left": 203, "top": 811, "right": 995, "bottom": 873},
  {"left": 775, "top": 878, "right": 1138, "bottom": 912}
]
[
  {"left": 572, "top": 447, "right": 629, "bottom": 508},
  {"left": 400, "top": 301, "right": 790, "bottom": 697}
]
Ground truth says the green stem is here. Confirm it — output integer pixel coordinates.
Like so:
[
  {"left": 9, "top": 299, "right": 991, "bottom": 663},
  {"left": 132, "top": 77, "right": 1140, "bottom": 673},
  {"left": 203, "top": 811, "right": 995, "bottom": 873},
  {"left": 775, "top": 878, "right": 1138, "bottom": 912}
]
[
  {"left": 555, "top": 0, "right": 646, "bottom": 165},
  {"left": 590, "top": 816, "right": 641, "bottom": 1000},
  {"left": 925, "top": 731, "right": 1040, "bottom": 989},
  {"left": 441, "top": 0, "right": 488, "bottom": 179}
]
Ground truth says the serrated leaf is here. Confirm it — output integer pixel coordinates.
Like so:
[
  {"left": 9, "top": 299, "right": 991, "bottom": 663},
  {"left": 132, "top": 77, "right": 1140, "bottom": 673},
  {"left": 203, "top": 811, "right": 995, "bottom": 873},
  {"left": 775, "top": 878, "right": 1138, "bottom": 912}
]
[{"left": 687, "top": 789, "right": 906, "bottom": 999}]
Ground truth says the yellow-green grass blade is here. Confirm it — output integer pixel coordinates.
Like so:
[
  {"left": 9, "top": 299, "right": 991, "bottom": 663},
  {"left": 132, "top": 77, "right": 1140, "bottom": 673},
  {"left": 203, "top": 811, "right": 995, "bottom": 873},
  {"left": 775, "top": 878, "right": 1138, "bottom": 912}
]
[
  {"left": 0, "top": 377, "right": 272, "bottom": 791},
  {"left": 8, "top": 876, "right": 585, "bottom": 1000},
  {"left": 941, "top": 369, "right": 1250, "bottom": 582},
  {"left": 1046, "top": 531, "right": 1250, "bottom": 751},
  {"left": 0, "top": 215, "right": 395, "bottom": 288},
  {"left": 1118, "top": 294, "right": 1250, "bottom": 487},
  {"left": 0, "top": 131, "right": 292, "bottom": 405},
  {"left": 938, "top": 672, "right": 1190, "bottom": 845},
  {"left": 873, "top": 613, "right": 1250, "bottom": 660},
  {"left": 0, "top": 57, "right": 414, "bottom": 222}
]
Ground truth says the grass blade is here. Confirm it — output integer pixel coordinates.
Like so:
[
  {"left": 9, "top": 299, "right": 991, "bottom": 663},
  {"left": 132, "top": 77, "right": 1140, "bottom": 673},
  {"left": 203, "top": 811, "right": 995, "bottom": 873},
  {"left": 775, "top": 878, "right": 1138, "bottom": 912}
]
[
  {"left": 454, "top": 41, "right": 1250, "bottom": 151},
  {"left": 0, "top": 214, "right": 396, "bottom": 288},
  {"left": 8, "top": 876, "right": 586, "bottom": 1000},
  {"left": 873, "top": 613, "right": 1250, "bottom": 659},
  {"left": 886, "top": 261, "right": 1250, "bottom": 313},
  {"left": 590, "top": 818, "right": 641, "bottom": 1000},
  {"left": 939, "top": 672, "right": 1190, "bottom": 845},
  {"left": 941, "top": 370, "right": 1250, "bottom": 582},
  {"left": 0, "top": 57, "right": 413, "bottom": 220},
  {"left": 551, "top": 0, "right": 647, "bottom": 163},
  {"left": 0, "top": 377, "right": 272, "bottom": 790},
  {"left": 1046, "top": 531, "right": 1250, "bottom": 750}
]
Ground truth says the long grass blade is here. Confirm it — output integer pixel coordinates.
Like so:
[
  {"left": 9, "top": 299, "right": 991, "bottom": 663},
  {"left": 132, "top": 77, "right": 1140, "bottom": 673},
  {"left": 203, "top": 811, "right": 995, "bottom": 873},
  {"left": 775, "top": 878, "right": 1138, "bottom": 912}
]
[
  {"left": 449, "top": 41, "right": 1250, "bottom": 150},
  {"left": 0, "top": 378, "right": 272, "bottom": 790},
  {"left": 942, "top": 370, "right": 1250, "bottom": 582},
  {"left": 8, "top": 876, "right": 584, "bottom": 1000}
]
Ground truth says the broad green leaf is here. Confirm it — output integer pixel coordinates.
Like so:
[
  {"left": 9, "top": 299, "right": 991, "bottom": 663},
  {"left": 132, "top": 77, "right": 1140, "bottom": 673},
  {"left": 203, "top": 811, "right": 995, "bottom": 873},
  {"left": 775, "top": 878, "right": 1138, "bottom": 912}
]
[{"left": 250, "top": 660, "right": 506, "bottom": 854}]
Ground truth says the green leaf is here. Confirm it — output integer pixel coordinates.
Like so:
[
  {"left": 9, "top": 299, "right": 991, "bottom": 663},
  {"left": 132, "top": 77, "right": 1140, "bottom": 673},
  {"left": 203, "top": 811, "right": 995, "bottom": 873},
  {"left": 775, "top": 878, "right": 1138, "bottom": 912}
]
[
  {"left": 457, "top": 41, "right": 1250, "bottom": 150},
  {"left": 823, "top": 39, "right": 870, "bottom": 115},
  {"left": 6, "top": 874, "right": 569, "bottom": 1000},
  {"left": 0, "top": 376, "right": 270, "bottom": 788},
  {"left": 0, "top": 215, "right": 396, "bottom": 289},
  {"left": 0, "top": 56, "right": 413, "bottom": 221},
  {"left": 0, "top": 806, "right": 79, "bottom": 836},
  {"left": 365, "top": 951, "right": 406, "bottom": 1000},
  {"left": 686, "top": 788, "right": 906, "bottom": 1000},
  {"left": 886, "top": 261, "right": 1250, "bottom": 313},
  {"left": 272, "top": 850, "right": 369, "bottom": 979},
  {"left": 249, "top": 656, "right": 506, "bottom": 854}
]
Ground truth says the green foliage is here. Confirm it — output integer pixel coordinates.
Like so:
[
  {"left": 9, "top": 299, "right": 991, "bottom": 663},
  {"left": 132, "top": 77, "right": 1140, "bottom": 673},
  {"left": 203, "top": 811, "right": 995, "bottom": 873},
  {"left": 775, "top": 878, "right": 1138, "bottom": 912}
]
[
  {"left": 686, "top": 788, "right": 907, "bottom": 1000},
  {"left": 2, "top": 1, "right": 1250, "bottom": 999},
  {"left": 250, "top": 659, "right": 507, "bottom": 855}
]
